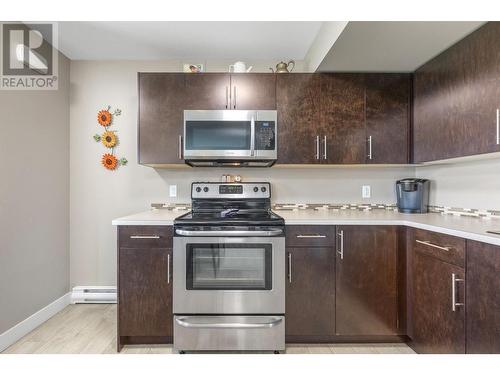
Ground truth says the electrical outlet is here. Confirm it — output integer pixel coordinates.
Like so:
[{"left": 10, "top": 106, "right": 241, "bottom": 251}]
[
  {"left": 169, "top": 185, "right": 177, "bottom": 197},
  {"left": 362, "top": 185, "right": 371, "bottom": 199}
]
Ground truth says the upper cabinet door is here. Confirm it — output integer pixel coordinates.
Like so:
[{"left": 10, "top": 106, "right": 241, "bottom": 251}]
[
  {"left": 335, "top": 225, "right": 399, "bottom": 336},
  {"left": 138, "top": 73, "right": 185, "bottom": 165},
  {"left": 276, "top": 74, "right": 322, "bottom": 164},
  {"left": 183, "top": 73, "right": 231, "bottom": 110},
  {"left": 230, "top": 73, "right": 276, "bottom": 110},
  {"left": 320, "top": 74, "right": 366, "bottom": 164},
  {"left": 365, "top": 74, "right": 410, "bottom": 164},
  {"left": 413, "top": 22, "right": 500, "bottom": 162}
]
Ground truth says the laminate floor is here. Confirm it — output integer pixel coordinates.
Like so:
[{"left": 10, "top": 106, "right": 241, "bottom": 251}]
[{"left": 2, "top": 304, "right": 415, "bottom": 354}]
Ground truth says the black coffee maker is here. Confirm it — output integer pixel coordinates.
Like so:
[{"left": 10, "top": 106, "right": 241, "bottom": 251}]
[{"left": 396, "top": 179, "right": 430, "bottom": 213}]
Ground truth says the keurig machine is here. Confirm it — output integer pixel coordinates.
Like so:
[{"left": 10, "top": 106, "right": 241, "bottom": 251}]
[{"left": 396, "top": 179, "right": 430, "bottom": 213}]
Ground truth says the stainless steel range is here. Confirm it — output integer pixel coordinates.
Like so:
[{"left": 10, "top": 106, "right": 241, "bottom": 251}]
[{"left": 173, "top": 182, "right": 285, "bottom": 352}]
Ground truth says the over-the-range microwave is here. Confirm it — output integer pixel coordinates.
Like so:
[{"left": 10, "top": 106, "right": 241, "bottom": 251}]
[{"left": 183, "top": 110, "right": 277, "bottom": 167}]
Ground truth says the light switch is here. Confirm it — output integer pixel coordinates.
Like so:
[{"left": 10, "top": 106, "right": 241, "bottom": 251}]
[
  {"left": 169, "top": 185, "right": 177, "bottom": 197},
  {"left": 362, "top": 185, "right": 371, "bottom": 199}
]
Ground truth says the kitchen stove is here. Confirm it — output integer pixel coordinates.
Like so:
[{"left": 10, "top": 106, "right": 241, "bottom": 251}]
[{"left": 172, "top": 182, "right": 285, "bottom": 353}]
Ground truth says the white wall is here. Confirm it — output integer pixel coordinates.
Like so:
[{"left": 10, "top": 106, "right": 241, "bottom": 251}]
[
  {"left": 69, "top": 60, "right": 411, "bottom": 286},
  {"left": 415, "top": 157, "right": 500, "bottom": 211},
  {"left": 0, "top": 52, "right": 70, "bottom": 334}
]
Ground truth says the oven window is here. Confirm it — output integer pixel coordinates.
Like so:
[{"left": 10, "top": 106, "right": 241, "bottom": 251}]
[
  {"left": 186, "top": 244, "right": 272, "bottom": 290},
  {"left": 185, "top": 121, "right": 251, "bottom": 150}
]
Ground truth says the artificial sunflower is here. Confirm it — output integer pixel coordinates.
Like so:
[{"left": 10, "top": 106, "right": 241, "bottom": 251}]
[
  {"left": 101, "top": 153, "right": 118, "bottom": 170},
  {"left": 101, "top": 131, "right": 117, "bottom": 148},
  {"left": 97, "top": 109, "right": 112, "bottom": 127}
]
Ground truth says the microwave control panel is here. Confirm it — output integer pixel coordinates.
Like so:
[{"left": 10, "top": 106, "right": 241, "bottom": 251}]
[{"left": 254, "top": 121, "right": 276, "bottom": 150}]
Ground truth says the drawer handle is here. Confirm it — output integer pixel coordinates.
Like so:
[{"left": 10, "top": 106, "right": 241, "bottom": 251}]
[
  {"left": 296, "top": 234, "right": 326, "bottom": 238},
  {"left": 415, "top": 239, "right": 451, "bottom": 252},
  {"left": 130, "top": 235, "right": 160, "bottom": 239}
]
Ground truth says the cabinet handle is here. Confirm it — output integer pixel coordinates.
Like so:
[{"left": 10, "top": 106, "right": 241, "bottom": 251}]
[
  {"left": 167, "top": 254, "right": 171, "bottom": 284},
  {"left": 315, "top": 136, "right": 320, "bottom": 160},
  {"left": 367, "top": 135, "right": 373, "bottom": 160},
  {"left": 287, "top": 253, "right": 292, "bottom": 283},
  {"left": 225, "top": 86, "right": 229, "bottom": 109},
  {"left": 296, "top": 234, "right": 326, "bottom": 238},
  {"left": 130, "top": 235, "right": 160, "bottom": 239},
  {"left": 233, "top": 86, "right": 236, "bottom": 109},
  {"left": 415, "top": 239, "right": 450, "bottom": 252},
  {"left": 337, "top": 230, "right": 344, "bottom": 259},
  {"left": 178, "top": 135, "right": 183, "bottom": 160},
  {"left": 451, "top": 273, "right": 464, "bottom": 312},
  {"left": 496, "top": 108, "right": 499, "bottom": 145},
  {"left": 323, "top": 135, "right": 327, "bottom": 160}
]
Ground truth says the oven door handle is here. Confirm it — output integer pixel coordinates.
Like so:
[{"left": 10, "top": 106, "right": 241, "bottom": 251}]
[
  {"left": 175, "top": 316, "right": 283, "bottom": 329},
  {"left": 175, "top": 228, "right": 283, "bottom": 236}
]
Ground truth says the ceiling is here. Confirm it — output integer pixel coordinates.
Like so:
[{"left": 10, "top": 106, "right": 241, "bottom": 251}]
[
  {"left": 57, "top": 21, "right": 323, "bottom": 60},
  {"left": 317, "top": 21, "right": 485, "bottom": 72}
]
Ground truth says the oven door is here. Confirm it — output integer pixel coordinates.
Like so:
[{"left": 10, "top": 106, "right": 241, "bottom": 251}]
[{"left": 173, "top": 236, "right": 285, "bottom": 314}]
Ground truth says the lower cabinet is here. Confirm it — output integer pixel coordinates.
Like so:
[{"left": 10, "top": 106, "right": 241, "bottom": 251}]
[
  {"left": 409, "top": 229, "right": 466, "bottom": 353},
  {"left": 335, "top": 225, "right": 399, "bottom": 336},
  {"left": 285, "top": 225, "right": 335, "bottom": 341},
  {"left": 285, "top": 246, "right": 336, "bottom": 340},
  {"left": 117, "top": 226, "right": 173, "bottom": 350},
  {"left": 466, "top": 240, "right": 500, "bottom": 353}
]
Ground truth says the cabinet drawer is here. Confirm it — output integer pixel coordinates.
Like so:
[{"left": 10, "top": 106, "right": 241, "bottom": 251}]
[
  {"left": 119, "top": 225, "right": 173, "bottom": 248},
  {"left": 411, "top": 228, "right": 465, "bottom": 267},
  {"left": 285, "top": 225, "right": 335, "bottom": 247}
]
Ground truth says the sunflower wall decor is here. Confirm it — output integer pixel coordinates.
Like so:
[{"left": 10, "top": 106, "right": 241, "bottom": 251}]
[{"left": 93, "top": 106, "right": 127, "bottom": 171}]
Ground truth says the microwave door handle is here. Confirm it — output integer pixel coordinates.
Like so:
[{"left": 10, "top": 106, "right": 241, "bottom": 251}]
[{"left": 250, "top": 115, "right": 255, "bottom": 156}]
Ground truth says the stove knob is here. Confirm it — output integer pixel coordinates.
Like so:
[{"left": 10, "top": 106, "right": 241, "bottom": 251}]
[
  {"left": 261, "top": 186, "right": 267, "bottom": 193},
  {"left": 203, "top": 187, "right": 209, "bottom": 193},
  {"left": 195, "top": 187, "right": 201, "bottom": 193},
  {"left": 253, "top": 186, "right": 259, "bottom": 193}
]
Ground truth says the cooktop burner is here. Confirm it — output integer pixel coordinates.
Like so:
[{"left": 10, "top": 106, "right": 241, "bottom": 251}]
[
  {"left": 174, "top": 182, "right": 284, "bottom": 227},
  {"left": 174, "top": 210, "right": 284, "bottom": 226}
]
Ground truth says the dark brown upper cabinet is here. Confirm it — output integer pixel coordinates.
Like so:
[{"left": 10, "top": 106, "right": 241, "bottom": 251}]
[
  {"left": 138, "top": 73, "right": 277, "bottom": 165},
  {"left": 184, "top": 73, "right": 276, "bottom": 110},
  {"left": 276, "top": 73, "right": 410, "bottom": 165},
  {"left": 413, "top": 22, "right": 500, "bottom": 163},
  {"left": 321, "top": 74, "right": 367, "bottom": 164},
  {"left": 365, "top": 74, "right": 411, "bottom": 164},
  {"left": 466, "top": 240, "right": 500, "bottom": 354},
  {"left": 138, "top": 73, "right": 185, "bottom": 165},
  {"left": 230, "top": 73, "right": 276, "bottom": 110},
  {"left": 335, "top": 225, "right": 399, "bottom": 336},
  {"left": 183, "top": 73, "right": 231, "bottom": 110},
  {"left": 276, "top": 74, "right": 322, "bottom": 164}
]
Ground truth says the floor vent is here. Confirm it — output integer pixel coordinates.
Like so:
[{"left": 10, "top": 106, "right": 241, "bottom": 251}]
[{"left": 71, "top": 286, "right": 117, "bottom": 304}]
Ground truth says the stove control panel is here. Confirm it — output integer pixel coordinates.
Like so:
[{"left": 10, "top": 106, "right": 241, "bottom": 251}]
[{"left": 191, "top": 182, "right": 271, "bottom": 199}]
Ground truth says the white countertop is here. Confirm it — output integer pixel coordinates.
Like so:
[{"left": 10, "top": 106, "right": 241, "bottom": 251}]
[{"left": 112, "top": 209, "right": 500, "bottom": 247}]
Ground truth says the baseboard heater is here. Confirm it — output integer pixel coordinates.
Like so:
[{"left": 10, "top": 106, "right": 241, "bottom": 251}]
[{"left": 71, "top": 286, "right": 117, "bottom": 304}]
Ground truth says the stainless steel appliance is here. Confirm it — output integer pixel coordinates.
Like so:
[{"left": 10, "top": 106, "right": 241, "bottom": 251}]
[
  {"left": 396, "top": 178, "right": 430, "bottom": 213},
  {"left": 183, "top": 110, "right": 277, "bottom": 167},
  {"left": 173, "top": 182, "right": 285, "bottom": 352}
]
